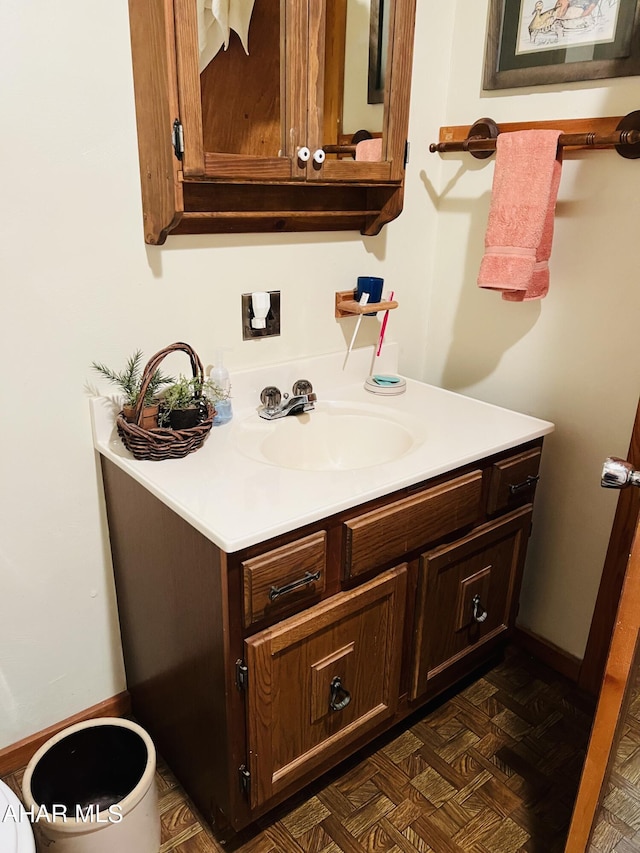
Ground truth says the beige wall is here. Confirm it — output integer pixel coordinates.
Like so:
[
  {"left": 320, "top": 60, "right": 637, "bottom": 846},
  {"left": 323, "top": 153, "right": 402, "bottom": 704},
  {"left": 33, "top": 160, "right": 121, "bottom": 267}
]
[
  {"left": 425, "top": 4, "right": 640, "bottom": 660},
  {"left": 0, "top": 0, "right": 636, "bottom": 749}
]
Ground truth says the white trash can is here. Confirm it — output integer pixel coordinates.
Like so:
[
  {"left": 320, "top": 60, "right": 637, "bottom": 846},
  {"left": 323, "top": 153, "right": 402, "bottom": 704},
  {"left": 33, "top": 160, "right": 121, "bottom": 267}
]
[{"left": 22, "top": 717, "right": 160, "bottom": 853}]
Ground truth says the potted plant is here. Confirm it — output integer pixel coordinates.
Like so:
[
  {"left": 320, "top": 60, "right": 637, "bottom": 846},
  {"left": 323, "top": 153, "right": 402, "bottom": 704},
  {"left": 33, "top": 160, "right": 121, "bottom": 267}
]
[
  {"left": 91, "top": 351, "right": 174, "bottom": 430},
  {"left": 158, "top": 375, "right": 226, "bottom": 429}
]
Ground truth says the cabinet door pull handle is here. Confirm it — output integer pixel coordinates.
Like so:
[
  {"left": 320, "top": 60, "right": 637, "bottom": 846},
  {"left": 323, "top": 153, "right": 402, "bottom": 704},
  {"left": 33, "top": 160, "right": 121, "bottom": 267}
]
[
  {"left": 329, "top": 676, "right": 351, "bottom": 711},
  {"left": 509, "top": 474, "right": 540, "bottom": 495},
  {"left": 472, "top": 594, "right": 488, "bottom": 623},
  {"left": 269, "top": 570, "right": 321, "bottom": 601},
  {"left": 297, "top": 146, "right": 311, "bottom": 163},
  {"left": 312, "top": 148, "right": 326, "bottom": 164}
]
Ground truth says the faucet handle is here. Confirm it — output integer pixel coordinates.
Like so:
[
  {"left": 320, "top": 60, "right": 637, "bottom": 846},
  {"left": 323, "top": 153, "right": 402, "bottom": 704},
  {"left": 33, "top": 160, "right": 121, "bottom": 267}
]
[
  {"left": 260, "top": 386, "right": 281, "bottom": 412},
  {"left": 292, "top": 379, "right": 313, "bottom": 396}
]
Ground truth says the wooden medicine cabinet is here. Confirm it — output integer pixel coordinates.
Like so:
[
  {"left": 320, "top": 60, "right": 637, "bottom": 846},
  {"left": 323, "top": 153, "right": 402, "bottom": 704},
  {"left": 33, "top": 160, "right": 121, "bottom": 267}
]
[{"left": 127, "top": 0, "right": 417, "bottom": 243}]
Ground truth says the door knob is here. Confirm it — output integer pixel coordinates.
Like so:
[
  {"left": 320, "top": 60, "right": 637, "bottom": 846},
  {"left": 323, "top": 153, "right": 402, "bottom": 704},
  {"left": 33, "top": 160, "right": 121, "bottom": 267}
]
[{"left": 601, "top": 457, "right": 640, "bottom": 489}]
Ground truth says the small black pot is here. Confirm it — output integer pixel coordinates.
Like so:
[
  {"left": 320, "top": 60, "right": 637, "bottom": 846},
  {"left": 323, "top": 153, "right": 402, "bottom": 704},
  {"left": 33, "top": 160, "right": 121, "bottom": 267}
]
[{"left": 168, "top": 406, "right": 201, "bottom": 430}]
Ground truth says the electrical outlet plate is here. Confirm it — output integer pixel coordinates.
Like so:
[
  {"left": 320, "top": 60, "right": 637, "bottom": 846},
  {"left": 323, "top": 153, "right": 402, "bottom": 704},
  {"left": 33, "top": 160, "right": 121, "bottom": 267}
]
[{"left": 242, "top": 291, "right": 281, "bottom": 340}]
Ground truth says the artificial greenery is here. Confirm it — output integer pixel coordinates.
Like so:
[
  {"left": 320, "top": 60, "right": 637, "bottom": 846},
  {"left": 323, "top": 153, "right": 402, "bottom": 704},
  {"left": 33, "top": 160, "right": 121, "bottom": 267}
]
[
  {"left": 158, "top": 374, "right": 227, "bottom": 427},
  {"left": 91, "top": 350, "right": 174, "bottom": 407}
]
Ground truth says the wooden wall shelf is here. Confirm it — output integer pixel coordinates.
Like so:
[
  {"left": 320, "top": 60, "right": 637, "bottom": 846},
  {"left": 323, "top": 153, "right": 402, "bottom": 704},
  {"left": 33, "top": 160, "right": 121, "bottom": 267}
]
[{"left": 335, "top": 290, "right": 398, "bottom": 318}]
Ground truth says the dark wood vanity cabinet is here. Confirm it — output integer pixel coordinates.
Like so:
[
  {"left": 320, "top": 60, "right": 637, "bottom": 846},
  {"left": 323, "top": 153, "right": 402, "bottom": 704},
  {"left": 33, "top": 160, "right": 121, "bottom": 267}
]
[
  {"left": 127, "top": 0, "right": 417, "bottom": 243},
  {"left": 100, "top": 438, "right": 543, "bottom": 833}
]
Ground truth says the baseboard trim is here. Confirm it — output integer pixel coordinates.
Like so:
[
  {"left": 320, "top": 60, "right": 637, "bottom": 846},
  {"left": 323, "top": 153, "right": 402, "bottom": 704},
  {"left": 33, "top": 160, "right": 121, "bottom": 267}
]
[
  {"left": 512, "top": 626, "right": 582, "bottom": 682},
  {"left": 0, "top": 691, "right": 131, "bottom": 778}
]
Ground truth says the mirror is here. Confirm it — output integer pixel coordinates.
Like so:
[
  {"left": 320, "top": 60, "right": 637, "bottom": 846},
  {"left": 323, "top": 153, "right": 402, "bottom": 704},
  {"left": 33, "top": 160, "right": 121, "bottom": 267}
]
[
  {"left": 342, "top": 0, "right": 385, "bottom": 134},
  {"left": 324, "top": 0, "right": 386, "bottom": 156},
  {"left": 368, "top": 0, "right": 387, "bottom": 104},
  {"left": 196, "top": 0, "right": 388, "bottom": 159}
]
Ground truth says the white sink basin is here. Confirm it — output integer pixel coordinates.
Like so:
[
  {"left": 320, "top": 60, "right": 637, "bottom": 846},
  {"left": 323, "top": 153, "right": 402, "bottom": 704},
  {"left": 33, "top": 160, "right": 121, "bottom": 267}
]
[{"left": 234, "top": 401, "right": 425, "bottom": 471}]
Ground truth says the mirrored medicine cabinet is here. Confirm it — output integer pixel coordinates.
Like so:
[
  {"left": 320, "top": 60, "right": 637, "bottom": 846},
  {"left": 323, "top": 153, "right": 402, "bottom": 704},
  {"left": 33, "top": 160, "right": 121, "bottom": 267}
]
[{"left": 127, "top": 0, "right": 417, "bottom": 244}]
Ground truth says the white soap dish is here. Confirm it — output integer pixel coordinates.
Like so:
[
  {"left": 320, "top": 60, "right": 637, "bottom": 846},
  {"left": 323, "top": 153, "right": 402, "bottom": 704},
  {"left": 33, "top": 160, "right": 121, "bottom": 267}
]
[{"left": 364, "top": 375, "right": 407, "bottom": 396}]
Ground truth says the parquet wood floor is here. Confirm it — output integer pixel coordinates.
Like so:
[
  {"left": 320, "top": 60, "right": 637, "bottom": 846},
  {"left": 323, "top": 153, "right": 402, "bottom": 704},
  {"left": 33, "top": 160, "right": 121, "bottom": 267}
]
[{"left": 2, "top": 648, "right": 594, "bottom": 853}]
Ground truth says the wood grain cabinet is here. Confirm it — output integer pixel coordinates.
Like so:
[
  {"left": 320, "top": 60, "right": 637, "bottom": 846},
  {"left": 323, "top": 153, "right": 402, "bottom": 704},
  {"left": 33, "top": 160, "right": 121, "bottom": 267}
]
[
  {"left": 127, "top": 0, "right": 417, "bottom": 243},
  {"left": 245, "top": 566, "right": 406, "bottom": 809},
  {"left": 410, "top": 506, "right": 533, "bottom": 701},
  {"left": 100, "top": 439, "right": 543, "bottom": 834}
]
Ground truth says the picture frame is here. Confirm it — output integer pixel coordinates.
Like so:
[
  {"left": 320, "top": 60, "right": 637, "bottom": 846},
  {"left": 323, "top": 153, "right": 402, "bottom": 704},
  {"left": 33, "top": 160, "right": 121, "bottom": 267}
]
[{"left": 483, "top": 0, "right": 640, "bottom": 89}]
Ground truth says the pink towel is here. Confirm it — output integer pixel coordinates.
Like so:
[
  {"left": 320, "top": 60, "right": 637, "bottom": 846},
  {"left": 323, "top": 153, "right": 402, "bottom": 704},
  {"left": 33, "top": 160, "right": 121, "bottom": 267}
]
[
  {"left": 355, "top": 138, "right": 382, "bottom": 162},
  {"left": 478, "top": 130, "right": 563, "bottom": 301}
]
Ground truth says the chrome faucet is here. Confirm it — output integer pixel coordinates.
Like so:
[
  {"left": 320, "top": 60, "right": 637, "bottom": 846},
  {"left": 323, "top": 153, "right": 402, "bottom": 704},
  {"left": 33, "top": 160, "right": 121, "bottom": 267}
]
[{"left": 259, "top": 380, "right": 316, "bottom": 420}]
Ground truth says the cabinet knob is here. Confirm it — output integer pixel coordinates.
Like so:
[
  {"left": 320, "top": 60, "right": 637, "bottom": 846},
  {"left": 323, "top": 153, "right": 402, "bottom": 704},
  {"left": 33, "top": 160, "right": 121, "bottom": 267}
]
[
  {"left": 312, "top": 148, "right": 326, "bottom": 165},
  {"left": 297, "top": 146, "right": 311, "bottom": 163},
  {"left": 472, "top": 594, "right": 488, "bottom": 623},
  {"left": 329, "top": 676, "right": 351, "bottom": 712}
]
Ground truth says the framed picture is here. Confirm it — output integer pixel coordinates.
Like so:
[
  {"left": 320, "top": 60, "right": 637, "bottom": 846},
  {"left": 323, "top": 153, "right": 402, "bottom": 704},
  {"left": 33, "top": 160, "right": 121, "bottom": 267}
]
[{"left": 484, "top": 0, "right": 640, "bottom": 89}]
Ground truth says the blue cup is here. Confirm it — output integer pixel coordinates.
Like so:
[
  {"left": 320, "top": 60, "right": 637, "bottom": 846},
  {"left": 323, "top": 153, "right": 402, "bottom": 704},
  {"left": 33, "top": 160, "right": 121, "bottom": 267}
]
[{"left": 356, "top": 276, "right": 384, "bottom": 316}]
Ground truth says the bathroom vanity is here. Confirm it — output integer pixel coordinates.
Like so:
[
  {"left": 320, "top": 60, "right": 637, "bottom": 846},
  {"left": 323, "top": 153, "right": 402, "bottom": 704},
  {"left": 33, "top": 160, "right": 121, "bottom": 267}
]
[{"left": 90, "top": 349, "right": 553, "bottom": 833}]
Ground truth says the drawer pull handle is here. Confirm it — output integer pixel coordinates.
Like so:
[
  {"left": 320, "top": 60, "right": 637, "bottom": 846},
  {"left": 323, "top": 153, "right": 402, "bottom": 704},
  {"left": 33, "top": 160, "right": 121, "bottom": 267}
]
[
  {"left": 472, "top": 594, "right": 488, "bottom": 623},
  {"left": 269, "top": 570, "right": 321, "bottom": 602},
  {"left": 329, "top": 676, "right": 351, "bottom": 712},
  {"left": 509, "top": 474, "right": 540, "bottom": 496}
]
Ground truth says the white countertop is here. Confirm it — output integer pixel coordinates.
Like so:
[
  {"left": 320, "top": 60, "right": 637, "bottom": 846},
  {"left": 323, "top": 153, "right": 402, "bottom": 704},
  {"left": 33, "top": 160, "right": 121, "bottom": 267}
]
[{"left": 90, "top": 346, "right": 554, "bottom": 553}]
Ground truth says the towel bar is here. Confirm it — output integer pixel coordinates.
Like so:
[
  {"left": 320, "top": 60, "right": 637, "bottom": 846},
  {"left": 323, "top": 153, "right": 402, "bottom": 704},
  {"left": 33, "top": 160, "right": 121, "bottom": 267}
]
[{"left": 429, "top": 111, "right": 640, "bottom": 160}]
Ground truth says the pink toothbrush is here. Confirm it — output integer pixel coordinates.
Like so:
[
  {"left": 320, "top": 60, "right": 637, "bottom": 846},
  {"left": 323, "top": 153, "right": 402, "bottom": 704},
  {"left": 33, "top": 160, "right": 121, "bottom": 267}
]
[{"left": 376, "top": 290, "right": 394, "bottom": 357}]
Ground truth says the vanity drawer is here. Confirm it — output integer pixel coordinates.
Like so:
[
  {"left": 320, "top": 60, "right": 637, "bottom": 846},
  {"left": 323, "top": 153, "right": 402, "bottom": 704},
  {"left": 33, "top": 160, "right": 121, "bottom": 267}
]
[
  {"left": 487, "top": 448, "right": 541, "bottom": 515},
  {"left": 242, "top": 531, "right": 327, "bottom": 628},
  {"left": 343, "top": 471, "right": 483, "bottom": 579}
]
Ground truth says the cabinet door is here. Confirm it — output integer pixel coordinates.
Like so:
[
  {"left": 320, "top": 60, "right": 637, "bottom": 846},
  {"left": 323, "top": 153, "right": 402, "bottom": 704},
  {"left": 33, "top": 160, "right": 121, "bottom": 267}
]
[
  {"left": 172, "top": 0, "right": 414, "bottom": 184},
  {"left": 303, "top": 0, "right": 389, "bottom": 183},
  {"left": 410, "top": 507, "right": 533, "bottom": 700},
  {"left": 244, "top": 565, "right": 407, "bottom": 809},
  {"left": 173, "top": 0, "right": 301, "bottom": 180},
  {"left": 304, "top": 0, "right": 413, "bottom": 185}
]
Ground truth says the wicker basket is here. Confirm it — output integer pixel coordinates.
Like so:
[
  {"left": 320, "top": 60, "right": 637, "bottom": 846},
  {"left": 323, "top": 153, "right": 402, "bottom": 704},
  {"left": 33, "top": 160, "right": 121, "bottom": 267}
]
[{"left": 116, "top": 342, "right": 215, "bottom": 461}]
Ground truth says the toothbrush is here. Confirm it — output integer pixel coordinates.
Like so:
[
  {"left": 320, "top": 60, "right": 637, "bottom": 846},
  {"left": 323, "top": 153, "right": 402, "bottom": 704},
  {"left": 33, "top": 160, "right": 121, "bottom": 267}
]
[
  {"left": 376, "top": 290, "right": 394, "bottom": 357},
  {"left": 347, "top": 293, "right": 370, "bottom": 354}
]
